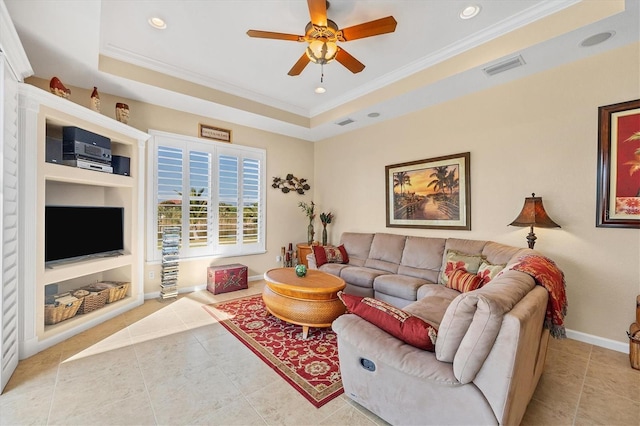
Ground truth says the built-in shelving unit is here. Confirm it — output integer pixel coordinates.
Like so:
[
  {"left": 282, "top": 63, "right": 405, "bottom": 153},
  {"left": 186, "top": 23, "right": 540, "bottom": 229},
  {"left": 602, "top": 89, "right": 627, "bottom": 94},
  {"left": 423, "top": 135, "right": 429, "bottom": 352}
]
[{"left": 18, "top": 83, "right": 150, "bottom": 358}]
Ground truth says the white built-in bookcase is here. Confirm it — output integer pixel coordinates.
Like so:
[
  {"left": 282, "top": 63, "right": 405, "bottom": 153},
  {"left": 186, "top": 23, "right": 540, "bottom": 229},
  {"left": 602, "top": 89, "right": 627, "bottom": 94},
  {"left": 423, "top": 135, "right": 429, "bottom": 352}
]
[{"left": 18, "top": 84, "right": 149, "bottom": 358}]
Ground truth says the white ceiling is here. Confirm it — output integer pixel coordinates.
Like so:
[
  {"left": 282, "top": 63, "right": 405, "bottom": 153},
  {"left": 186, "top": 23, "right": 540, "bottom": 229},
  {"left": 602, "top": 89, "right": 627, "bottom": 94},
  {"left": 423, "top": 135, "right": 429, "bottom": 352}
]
[{"left": 4, "top": 0, "right": 639, "bottom": 141}]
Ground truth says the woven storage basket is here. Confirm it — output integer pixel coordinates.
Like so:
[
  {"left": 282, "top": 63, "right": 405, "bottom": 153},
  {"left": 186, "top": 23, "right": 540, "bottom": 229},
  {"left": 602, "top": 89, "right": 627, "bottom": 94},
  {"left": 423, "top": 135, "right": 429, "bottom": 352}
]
[
  {"left": 84, "top": 281, "right": 130, "bottom": 304},
  {"left": 44, "top": 299, "right": 82, "bottom": 325},
  {"left": 76, "top": 288, "right": 109, "bottom": 314}
]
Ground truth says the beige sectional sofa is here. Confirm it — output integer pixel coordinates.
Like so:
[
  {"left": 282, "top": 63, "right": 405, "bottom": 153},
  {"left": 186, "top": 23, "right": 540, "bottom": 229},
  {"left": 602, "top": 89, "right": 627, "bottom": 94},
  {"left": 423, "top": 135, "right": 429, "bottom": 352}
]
[{"left": 308, "top": 232, "right": 553, "bottom": 425}]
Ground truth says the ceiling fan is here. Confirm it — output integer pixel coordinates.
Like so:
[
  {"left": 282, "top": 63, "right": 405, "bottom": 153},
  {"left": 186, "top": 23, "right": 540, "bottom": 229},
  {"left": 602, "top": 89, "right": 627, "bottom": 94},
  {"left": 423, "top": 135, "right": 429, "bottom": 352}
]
[{"left": 246, "top": 0, "right": 397, "bottom": 76}]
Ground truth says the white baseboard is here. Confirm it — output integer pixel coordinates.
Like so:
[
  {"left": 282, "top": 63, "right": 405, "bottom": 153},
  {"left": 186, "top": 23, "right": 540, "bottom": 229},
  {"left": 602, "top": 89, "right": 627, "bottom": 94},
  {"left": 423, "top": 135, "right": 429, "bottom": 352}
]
[
  {"left": 566, "top": 328, "right": 629, "bottom": 354},
  {"left": 144, "top": 274, "right": 263, "bottom": 300}
]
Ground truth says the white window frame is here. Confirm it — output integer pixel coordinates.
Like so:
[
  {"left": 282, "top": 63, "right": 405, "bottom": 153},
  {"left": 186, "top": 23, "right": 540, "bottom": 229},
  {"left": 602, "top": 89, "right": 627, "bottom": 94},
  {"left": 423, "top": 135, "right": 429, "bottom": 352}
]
[{"left": 146, "top": 129, "right": 266, "bottom": 262}]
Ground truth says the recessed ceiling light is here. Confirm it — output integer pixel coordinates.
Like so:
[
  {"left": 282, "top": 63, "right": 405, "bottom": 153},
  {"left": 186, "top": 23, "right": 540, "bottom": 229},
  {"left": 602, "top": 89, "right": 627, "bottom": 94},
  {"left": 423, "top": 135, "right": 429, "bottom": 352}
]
[
  {"left": 460, "top": 5, "right": 481, "bottom": 20},
  {"left": 148, "top": 17, "right": 167, "bottom": 30},
  {"left": 314, "top": 86, "right": 326, "bottom": 94},
  {"left": 580, "top": 31, "right": 615, "bottom": 47},
  {"left": 367, "top": 112, "right": 380, "bottom": 118}
]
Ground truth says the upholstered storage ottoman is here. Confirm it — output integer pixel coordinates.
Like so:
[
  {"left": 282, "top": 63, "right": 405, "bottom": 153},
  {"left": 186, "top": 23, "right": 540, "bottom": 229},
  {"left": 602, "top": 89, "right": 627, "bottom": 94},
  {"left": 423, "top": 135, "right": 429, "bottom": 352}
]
[{"left": 207, "top": 263, "right": 248, "bottom": 295}]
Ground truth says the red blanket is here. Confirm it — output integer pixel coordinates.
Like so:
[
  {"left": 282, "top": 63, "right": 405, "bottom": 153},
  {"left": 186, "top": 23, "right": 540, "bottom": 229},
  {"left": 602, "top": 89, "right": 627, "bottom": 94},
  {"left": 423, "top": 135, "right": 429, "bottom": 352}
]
[{"left": 509, "top": 254, "right": 568, "bottom": 338}]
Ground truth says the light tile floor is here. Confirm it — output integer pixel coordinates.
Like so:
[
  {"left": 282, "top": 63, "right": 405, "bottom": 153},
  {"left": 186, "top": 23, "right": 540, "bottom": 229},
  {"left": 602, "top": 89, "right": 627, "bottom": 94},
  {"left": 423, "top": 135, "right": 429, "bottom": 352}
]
[{"left": 1, "top": 281, "right": 638, "bottom": 425}]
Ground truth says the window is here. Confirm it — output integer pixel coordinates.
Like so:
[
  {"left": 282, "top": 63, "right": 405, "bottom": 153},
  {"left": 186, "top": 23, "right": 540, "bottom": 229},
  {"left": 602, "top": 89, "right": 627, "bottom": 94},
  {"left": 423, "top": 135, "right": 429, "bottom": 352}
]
[{"left": 147, "top": 130, "right": 266, "bottom": 261}]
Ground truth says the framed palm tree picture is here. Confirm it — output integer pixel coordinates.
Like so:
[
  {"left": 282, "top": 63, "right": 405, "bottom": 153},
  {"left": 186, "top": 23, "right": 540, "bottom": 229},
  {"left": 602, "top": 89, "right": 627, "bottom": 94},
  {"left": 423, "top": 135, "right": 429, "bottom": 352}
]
[
  {"left": 385, "top": 152, "right": 471, "bottom": 230},
  {"left": 596, "top": 99, "right": 640, "bottom": 228}
]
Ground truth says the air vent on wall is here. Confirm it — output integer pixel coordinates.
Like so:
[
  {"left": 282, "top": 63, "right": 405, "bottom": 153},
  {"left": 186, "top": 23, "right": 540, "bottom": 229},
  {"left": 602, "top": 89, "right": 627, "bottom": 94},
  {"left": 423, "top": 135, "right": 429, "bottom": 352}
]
[
  {"left": 483, "top": 55, "right": 525, "bottom": 77},
  {"left": 336, "top": 118, "right": 355, "bottom": 126}
]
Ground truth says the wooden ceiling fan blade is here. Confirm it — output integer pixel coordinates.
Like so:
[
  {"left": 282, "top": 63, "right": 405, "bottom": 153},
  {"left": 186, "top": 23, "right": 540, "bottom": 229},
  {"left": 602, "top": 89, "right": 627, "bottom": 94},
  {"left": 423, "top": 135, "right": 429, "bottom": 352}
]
[
  {"left": 339, "top": 16, "right": 397, "bottom": 41},
  {"left": 335, "top": 48, "right": 365, "bottom": 74},
  {"left": 246, "top": 30, "right": 302, "bottom": 42},
  {"left": 307, "top": 0, "right": 327, "bottom": 27},
  {"left": 288, "top": 53, "right": 311, "bottom": 76}
]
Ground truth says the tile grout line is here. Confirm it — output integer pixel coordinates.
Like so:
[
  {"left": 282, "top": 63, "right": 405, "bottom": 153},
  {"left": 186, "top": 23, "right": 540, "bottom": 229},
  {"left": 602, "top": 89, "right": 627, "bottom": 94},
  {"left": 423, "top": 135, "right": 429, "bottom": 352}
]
[
  {"left": 131, "top": 323, "right": 160, "bottom": 425},
  {"left": 572, "top": 343, "right": 593, "bottom": 425}
]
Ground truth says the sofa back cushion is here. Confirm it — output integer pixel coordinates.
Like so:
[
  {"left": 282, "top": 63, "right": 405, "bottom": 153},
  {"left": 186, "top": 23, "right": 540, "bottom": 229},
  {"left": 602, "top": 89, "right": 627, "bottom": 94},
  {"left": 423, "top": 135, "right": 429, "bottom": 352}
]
[
  {"left": 439, "top": 239, "right": 487, "bottom": 284},
  {"left": 397, "top": 236, "right": 446, "bottom": 282},
  {"left": 481, "top": 242, "right": 532, "bottom": 267},
  {"left": 436, "top": 269, "right": 536, "bottom": 383},
  {"left": 340, "top": 232, "right": 375, "bottom": 267},
  {"left": 364, "top": 233, "right": 406, "bottom": 273}
]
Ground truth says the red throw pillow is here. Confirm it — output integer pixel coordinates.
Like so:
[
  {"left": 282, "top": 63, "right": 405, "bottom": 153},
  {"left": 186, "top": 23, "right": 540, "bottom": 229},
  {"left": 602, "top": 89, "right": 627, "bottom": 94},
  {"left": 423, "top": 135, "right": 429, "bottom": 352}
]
[
  {"left": 337, "top": 292, "right": 437, "bottom": 351},
  {"left": 446, "top": 269, "right": 484, "bottom": 293},
  {"left": 312, "top": 244, "right": 349, "bottom": 267}
]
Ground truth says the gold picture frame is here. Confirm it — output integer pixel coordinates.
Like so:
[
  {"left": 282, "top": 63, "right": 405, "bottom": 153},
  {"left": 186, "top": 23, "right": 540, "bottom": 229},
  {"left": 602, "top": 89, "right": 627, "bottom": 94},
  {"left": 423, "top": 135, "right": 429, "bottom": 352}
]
[
  {"left": 199, "top": 123, "right": 232, "bottom": 143},
  {"left": 385, "top": 152, "right": 471, "bottom": 230}
]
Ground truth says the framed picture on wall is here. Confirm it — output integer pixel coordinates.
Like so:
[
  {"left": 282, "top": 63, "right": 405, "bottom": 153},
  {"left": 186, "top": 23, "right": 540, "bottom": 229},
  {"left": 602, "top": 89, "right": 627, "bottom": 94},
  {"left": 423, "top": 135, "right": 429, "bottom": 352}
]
[
  {"left": 596, "top": 99, "right": 640, "bottom": 228},
  {"left": 385, "top": 152, "right": 471, "bottom": 230},
  {"left": 199, "top": 123, "right": 232, "bottom": 143}
]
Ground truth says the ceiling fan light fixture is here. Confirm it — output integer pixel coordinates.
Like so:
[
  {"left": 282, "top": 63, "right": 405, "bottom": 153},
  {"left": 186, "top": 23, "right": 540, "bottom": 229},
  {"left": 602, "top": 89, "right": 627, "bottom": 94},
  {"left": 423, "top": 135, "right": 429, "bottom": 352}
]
[
  {"left": 460, "top": 5, "right": 481, "bottom": 20},
  {"left": 306, "top": 40, "right": 338, "bottom": 64},
  {"left": 148, "top": 17, "right": 167, "bottom": 30},
  {"left": 314, "top": 86, "right": 326, "bottom": 94}
]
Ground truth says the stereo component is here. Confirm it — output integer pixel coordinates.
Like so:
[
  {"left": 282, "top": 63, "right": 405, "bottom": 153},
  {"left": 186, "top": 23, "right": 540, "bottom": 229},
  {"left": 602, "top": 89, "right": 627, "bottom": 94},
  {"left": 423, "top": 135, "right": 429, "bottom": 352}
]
[
  {"left": 45, "top": 137, "right": 63, "bottom": 164},
  {"left": 111, "top": 155, "right": 130, "bottom": 176},
  {"left": 62, "top": 158, "right": 113, "bottom": 173}
]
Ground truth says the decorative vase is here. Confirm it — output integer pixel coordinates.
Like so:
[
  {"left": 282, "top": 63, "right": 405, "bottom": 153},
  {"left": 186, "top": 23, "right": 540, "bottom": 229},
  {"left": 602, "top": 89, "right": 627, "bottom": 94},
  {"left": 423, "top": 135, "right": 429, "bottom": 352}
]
[
  {"left": 115, "top": 103, "right": 130, "bottom": 124},
  {"left": 322, "top": 226, "right": 328, "bottom": 246},
  {"left": 90, "top": 87, "right": 101, "bottom": 112},
  {"left": 307, "top": 222, "right": 315, "bottom": 245},
  {"left": 295, "top": 264, "right": 307, "bottom": 277}
]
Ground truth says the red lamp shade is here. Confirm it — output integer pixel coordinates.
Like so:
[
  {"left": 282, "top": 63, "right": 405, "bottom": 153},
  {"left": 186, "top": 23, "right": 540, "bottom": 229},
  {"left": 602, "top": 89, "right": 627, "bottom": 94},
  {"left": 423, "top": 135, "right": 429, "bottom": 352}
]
[{"left": 509, "top": 193, "right": 560, "bottom": 249}]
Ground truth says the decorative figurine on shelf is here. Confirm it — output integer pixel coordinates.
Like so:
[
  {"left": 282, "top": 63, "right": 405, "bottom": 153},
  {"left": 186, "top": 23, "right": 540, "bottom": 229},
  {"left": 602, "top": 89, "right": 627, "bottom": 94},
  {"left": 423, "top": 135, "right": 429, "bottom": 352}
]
[
  {"left": 90, "top": 87, "right": 101, "bottom": 112},
  {"left": 320, "top": 211, "right": 334, "bottom": 246},
  {"left": 298, "top": 201, "right": 315, "bottom": 245},
  {"left": 115, "top": 102, "right": 130, "bottom": 124},
  {"left": 49, "top": 77, "right": 70, "bottom": 99},
  {"left": 295, "top": 264, "right": 307, "bottom": 277}
]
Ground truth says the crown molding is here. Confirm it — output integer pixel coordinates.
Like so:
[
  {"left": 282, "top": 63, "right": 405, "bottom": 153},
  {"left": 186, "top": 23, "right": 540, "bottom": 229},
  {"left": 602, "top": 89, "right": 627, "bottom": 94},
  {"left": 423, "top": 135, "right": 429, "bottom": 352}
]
[{"left": 0, "top": 0, "right": 33, "bottom": 81}]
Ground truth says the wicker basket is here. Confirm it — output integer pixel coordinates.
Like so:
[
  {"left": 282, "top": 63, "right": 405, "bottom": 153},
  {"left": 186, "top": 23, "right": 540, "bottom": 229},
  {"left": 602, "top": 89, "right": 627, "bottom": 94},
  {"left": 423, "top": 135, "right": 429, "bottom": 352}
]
[
  {"left": 44, "top": 299, "right": 82, "bottom": 325},
  {"left": 75, "top": 288, "right": 109, "bottom": 314},
  {"left": 84, "top": 281, "right": 130, "bottom": 304}
]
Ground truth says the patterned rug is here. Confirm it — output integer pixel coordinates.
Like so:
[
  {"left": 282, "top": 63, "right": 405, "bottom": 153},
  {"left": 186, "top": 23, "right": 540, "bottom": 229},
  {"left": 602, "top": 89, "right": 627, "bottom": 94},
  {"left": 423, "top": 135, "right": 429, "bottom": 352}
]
[{"left": 203, "top": 294, "right": 343, "bottom": 408}]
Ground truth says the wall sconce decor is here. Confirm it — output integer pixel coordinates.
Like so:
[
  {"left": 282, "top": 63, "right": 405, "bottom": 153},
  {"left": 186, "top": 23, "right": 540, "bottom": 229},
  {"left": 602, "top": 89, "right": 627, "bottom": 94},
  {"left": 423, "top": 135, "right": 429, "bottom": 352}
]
[
  {"left": 272, "top": 174, "right": 310, "bottom": 194},
  {"left": 509, "top": 193, "right": 560, "bottom": 249}
]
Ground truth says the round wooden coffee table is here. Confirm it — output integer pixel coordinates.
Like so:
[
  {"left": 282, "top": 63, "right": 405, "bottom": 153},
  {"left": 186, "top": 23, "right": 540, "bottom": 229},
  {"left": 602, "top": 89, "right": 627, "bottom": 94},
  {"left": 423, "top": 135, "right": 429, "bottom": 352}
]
[{"left": 263, "top": 268, "right": 346, "bottom": 339}]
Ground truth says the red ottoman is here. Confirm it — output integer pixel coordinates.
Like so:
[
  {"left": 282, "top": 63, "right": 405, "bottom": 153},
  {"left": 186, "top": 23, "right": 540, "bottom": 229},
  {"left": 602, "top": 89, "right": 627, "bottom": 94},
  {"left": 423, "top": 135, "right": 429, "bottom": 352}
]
[{"left": 207, "top": 264, "right": 248, "bottom": 295}]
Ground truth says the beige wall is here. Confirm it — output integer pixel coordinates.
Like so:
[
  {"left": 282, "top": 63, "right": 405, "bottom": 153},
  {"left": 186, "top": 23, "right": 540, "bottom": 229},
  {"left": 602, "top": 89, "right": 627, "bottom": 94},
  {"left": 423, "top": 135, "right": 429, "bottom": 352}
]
[
  {"left": 313, "top": 42, "right": 640, "bottom": 345},
  {"left": 28, "top": 41, "right": 639, "bottom": 344},
  {"left": 28, "top": 77, "right": 316, "bottom": 294}
]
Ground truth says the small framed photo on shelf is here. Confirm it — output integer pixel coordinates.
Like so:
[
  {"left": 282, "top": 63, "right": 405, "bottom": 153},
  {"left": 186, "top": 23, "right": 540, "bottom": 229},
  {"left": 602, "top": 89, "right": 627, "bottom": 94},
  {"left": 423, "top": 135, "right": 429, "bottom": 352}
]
[{"left": 199, "top": 123, "right": 232, "bottom": 143}]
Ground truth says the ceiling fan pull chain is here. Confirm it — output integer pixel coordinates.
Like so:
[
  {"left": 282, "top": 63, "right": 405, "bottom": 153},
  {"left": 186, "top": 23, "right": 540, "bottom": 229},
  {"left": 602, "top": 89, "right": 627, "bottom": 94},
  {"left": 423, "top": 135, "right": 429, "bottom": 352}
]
[{"left": 321, "top": 63, "right": 324, "bottom": 83}]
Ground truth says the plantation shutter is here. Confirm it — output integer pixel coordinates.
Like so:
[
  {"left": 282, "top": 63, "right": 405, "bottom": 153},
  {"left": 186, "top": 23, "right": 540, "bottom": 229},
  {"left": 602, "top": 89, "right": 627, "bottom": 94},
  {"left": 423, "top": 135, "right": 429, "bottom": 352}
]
[
  {"left": 187, "top": 150, "right": 211, "bottom": 251},
  {"left": 1, "top": 54, "right": 20, "bottom": 393},
  {"left": 242, "top": 158, "right": 260, "bottom": 244},
  {"left": 218, "top": 154, "right": 239, "bottom": 246},
  {"left": 156, "top": 145, "right": 183, "bottom": 251}
]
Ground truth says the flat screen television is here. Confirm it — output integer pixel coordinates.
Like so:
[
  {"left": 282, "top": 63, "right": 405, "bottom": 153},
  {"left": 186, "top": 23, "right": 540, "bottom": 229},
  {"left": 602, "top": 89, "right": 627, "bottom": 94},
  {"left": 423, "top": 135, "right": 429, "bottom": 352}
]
[{"left": 45, "top": 206, "right": 124, "bottom": 263}]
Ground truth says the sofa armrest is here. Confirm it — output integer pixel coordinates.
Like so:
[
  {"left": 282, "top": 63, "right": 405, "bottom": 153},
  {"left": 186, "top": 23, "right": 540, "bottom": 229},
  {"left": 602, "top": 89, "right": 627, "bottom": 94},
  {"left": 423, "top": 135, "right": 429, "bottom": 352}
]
[{"left": 307, "top": 253, "right": 317, "bottom": 269}]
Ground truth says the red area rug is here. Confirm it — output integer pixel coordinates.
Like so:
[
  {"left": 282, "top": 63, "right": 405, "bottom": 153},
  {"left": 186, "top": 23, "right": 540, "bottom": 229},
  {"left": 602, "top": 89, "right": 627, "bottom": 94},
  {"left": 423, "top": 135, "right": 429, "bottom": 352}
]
[{"left": 203, "top": 294, "right": 343, "bottom": 408}]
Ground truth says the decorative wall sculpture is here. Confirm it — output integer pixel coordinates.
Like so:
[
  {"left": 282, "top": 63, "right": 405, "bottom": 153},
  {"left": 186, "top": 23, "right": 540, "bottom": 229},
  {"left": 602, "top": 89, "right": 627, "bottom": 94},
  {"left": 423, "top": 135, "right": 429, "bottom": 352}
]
[{"left": 272, "top": 174, "right": 310, "bottom": 194}]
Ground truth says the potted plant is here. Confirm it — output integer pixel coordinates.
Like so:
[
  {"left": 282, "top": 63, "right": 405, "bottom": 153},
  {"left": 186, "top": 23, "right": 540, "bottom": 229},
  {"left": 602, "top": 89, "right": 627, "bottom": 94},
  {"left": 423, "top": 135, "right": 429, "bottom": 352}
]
[
  {"left": 320, "top": 211, "right": 334, "bottom": 246},
  {"left": 298, "top": 201, "right": 316, "bottom": 245}
]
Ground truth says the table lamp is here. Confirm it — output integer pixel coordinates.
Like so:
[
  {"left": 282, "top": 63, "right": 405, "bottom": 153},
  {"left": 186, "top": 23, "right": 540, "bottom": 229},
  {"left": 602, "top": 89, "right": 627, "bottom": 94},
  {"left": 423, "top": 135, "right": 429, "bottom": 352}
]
[{"left": 509, "top": 193, "right": 560, "bottom": 249}]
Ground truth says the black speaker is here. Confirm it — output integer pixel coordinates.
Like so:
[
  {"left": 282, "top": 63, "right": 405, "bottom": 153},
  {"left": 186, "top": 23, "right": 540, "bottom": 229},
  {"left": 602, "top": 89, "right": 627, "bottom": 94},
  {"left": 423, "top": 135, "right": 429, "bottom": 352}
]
[
  {"left": 111, "top": 155, "right": 130, "bottom": 176},
  {"left": 45, "top": 137, "right": 63, "bottom": 164}
]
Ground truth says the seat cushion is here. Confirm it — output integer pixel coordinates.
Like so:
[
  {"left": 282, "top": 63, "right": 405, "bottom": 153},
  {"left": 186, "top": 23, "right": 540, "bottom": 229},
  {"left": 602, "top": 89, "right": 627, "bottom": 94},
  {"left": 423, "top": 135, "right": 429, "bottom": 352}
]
[
  {"left": 373, "top": 274, "right": 430, "bottom": 301},
  {"left": 338, "top": 292, "right": 438, "bottom": 351},
  {"left": 340, "top": 266, "right": 390, "bottom": 289}
]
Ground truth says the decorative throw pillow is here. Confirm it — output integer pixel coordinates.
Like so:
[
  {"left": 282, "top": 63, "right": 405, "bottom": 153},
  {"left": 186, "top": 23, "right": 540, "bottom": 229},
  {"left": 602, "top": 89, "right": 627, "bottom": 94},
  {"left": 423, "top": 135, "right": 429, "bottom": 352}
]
[
  {"left": 337, "top": 291, "right": 437, "bottom": 351},
  {"left": 440, "top": 250, "right": 484, "bottom": 285},
  {"left": 313, "top": 244, "right": 349, "bottom": 267},
  {"left": 477, "top": 260, "right": 506, "bottom": 285},
  {"left": 446, "top": 269, "right": 484, "bottom": 293}
]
